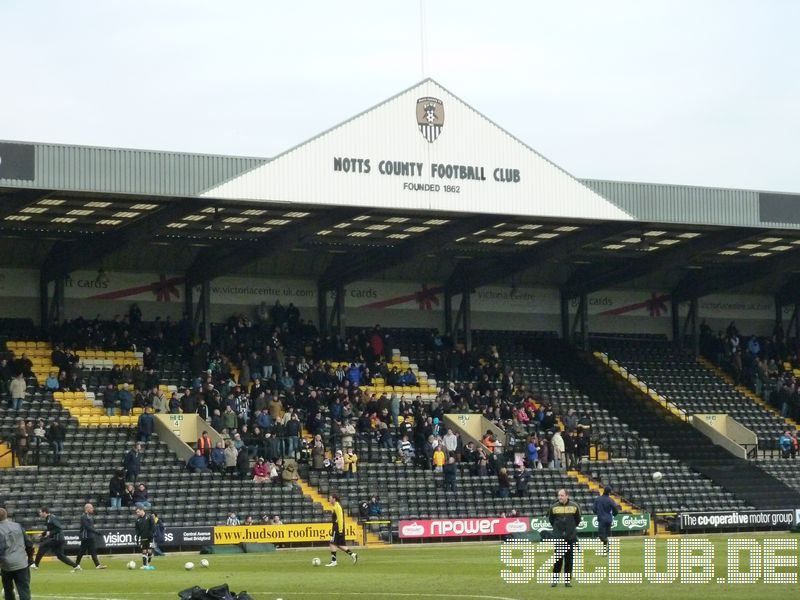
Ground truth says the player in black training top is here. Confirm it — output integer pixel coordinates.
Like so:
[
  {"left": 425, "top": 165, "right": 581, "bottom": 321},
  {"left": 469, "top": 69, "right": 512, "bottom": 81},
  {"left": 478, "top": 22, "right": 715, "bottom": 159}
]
[
  {"left": 134, "top": 506, "right": 156, "bottom": 570},
  {"left": 547, "top": 488, "right": 582, "bottom": 587}
]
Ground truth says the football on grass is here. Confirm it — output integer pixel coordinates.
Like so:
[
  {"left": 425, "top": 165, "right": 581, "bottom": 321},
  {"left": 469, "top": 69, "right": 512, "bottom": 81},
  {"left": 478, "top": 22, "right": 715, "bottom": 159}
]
[
  {"left": 312, "top": 557, "right": 321, "bottom": 566},
  {"left": 184, "top": 562, "right": 195, "bottom": 570},
  {"left": 127, "top": 561, "right": 136, "bottom": 570},
  {"left": 200, "top": 559, "right": 209, "bottom": 568}
]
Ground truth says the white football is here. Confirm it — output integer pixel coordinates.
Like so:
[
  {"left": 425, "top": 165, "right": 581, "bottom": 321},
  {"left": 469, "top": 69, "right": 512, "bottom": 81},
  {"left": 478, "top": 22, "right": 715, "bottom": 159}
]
[
  {"left": 200, "top": 559, "right": 209, "bottom": 568},
  {"left": 184, "top": 561, "right": 195, "bottom": 570},
  {"left": 652, "top": 471, "right": 663, "bottom": 482},
  {"left": 312, "top": 557, "right": 321, "bottom": 566},
  {"left": 127, "top": 560, "right": 137, "bottom": 570}
]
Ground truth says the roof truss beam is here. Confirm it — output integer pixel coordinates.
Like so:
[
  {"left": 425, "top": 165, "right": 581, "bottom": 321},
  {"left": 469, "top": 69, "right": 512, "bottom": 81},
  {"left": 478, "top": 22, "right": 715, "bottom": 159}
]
[
  {"left": 41, "top": 198, "right": 203, "bottom": 281},
  {"left": 317, "top": 215, "right": 490, "bottom": 291},
  {"left": 447, "top": 221, "right": 632, "bottom": 293},
  {"left": 672, "top": 249, "right": 800, "bottom": 302},
  {"left": 186, "top": 208, "right": 362, "bottom": 286},
  {"left": 562, "top": 227, "right": 756, "bottom": 298},
  {"left": 0, "top": 188, "right": 53, "bottom": 220}
]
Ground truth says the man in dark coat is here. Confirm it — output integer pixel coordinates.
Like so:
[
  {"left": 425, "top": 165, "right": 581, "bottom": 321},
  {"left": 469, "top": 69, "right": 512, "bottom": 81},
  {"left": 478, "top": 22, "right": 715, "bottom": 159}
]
[
  {"left": 123, "top": 443, "right": 142, "bottom": 483},
  {"left": 32, "top": 507, "right": 78, "bottom": 570},
  {"left": 74, "top": 503, "right": 106, "bottom": 569}
]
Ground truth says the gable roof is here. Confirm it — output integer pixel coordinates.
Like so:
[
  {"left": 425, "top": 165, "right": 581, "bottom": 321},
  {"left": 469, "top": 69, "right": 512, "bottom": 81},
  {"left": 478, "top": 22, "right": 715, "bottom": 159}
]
[{"left": 201, "top": 79, "right": 633, "bottom": 221}]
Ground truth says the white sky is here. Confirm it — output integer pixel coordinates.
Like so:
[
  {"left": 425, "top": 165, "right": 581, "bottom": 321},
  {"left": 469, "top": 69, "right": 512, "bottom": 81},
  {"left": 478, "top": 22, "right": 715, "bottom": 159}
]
[{"left": 2, "top": 0, "right": 798, "bottom": 191}]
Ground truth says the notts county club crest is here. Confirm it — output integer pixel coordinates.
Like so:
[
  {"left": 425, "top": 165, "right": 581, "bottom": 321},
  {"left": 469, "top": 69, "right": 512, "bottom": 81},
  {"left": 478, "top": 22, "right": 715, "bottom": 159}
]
[{"left": 416, "top": 97, "right": 444, "bottom": 143}]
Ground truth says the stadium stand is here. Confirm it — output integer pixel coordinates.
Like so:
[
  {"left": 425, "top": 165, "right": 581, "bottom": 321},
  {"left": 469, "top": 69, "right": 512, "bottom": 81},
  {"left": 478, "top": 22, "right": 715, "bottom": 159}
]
[{"left": 592, "top": 336, "right": 790, "bottom": 450}]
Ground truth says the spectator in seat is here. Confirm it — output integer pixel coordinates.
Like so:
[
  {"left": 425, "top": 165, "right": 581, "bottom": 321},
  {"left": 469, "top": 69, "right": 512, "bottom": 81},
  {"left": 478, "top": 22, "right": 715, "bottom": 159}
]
[
  {"left": 137, "top": 408, "right": 154, "bottom": 443},
  {"left": 538, "top": 436, "right": 550, "bottom": 468},
  {"left": 121, "top": 483, "right": 135, "bottom": 507},
  {"left": 443, "top": 456, "right": 457, "bottom": 492},
  {"left": 222, "top": 405, "right": 238, "bottom": 431},
  {"left": 282, "top": 460, "right": 299, "bottom": 489},
  {"left": 779, "top": 431, "right": 793, "bottom": 459},
  {"left": 45, "top": 372, "right": 60, "bottom": 392},
  {"left": 197, "top": 430, "right": 213, "bottom": 461},
  {"left": 186, "top": 449, "right": 210, "bottom": 474},
  {"left": 9, "top": 373, "right": 26, "bottom": 411},
  {"left": 223, "top": 440, "right": 238, "bottom": 475},
  {"left": 133, "top": 483, "right": 152, "bottom": 509},
  {"left": 476, "top": 449, "right": 489, "bottom": 477},
  {"left": 151, "top": 388, "right": 167, "bottom": 414},
  {"left": 397, "top": 434, "right": 414, "bottom": 464},
  {"left": 226, "top": 512, "right": 240, "bottom": 526},
  {"left": 252, "top": 457, "right": 270, "bottom": 483},
  {"left": 12, "top": 420, "right": 31, "bottom": 465},
  {"left": 109, "top": 470, "right": 126, "bottom": 508},
  {"left": 497, "top": 467, "right": 511, "bottom": 498},
  {"left": 552, "top": 430, "right": 565, "bottom": 470},
  {"left": 564, "top": 431, "right": 577, "bottom": 470},
  {"left": 344, "top": 447, "right": 358, "bottom": 479},
  {"left": 443, "top": 428, "right": 458, "bottom": 456},
  {"left": 432, "top": 445, "right": 446, "bottom": 473},
  {"left": 368, "top": 495, "right": 383, "bottom": 517},
  {"left": 577, "top": 412, "right": 592, "bottom": 434},
  {"left": 333, "top": 450, "right": 344, "bottom": 475},
  {"left": 311, "top": 435, "right": 326, "bottom": 470},
  {"left": 210, "top": 442, "right": 226, "bottom": 473},
  {"left": 123, "top": 442, "right": 142, "bottom": 483},
  {"left": 285, "top": 412, "right": 302, "bottom": 458},
  {"left": 102, "top": 384, "right": 118, "bottom": 417},
  {"left": 46, "top": 418, "right": 66, "bottom": 464},
  {"left": 563, "top": 409, "right": 578, "bottom": 433},
  {"left": 577, "top": 430, "right": 590, "bottom": 460},
  {"left": 515, "top": 464, "right": 530, "bottom": 497},
  {"left": 118, "top": 384, "right": 134, "bottom": 416}
]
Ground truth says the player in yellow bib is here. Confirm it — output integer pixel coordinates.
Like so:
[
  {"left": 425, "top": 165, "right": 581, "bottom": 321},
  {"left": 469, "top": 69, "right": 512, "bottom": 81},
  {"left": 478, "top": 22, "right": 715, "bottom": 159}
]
[{"left": 326, "top": 494, "right": 358, "bottom": 566}]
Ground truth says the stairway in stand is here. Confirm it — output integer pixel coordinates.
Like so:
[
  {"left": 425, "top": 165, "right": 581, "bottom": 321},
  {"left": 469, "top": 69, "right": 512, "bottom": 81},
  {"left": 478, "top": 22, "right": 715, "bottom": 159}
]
[{"left": 296, "top": 476, "right": 386, "bottom": 546}]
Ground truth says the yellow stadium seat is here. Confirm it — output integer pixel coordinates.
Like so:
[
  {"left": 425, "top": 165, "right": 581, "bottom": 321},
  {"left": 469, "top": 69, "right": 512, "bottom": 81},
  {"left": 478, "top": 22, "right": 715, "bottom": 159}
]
[
  {"left": 108, "top": 416, "right": 121, "bottom": 427},
  {"left": 87, "top": 416, "right": 102, "bottom": 427},
  {"left": 53, "top": 392, "right": 65, "bottom": 401}
]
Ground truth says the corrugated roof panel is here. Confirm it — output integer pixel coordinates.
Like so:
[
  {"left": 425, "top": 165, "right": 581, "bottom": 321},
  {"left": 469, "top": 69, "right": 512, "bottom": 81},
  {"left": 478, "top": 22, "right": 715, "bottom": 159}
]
[
  {"left": 578, "top": 179, "right": 789, "bottom": 228},
  {"left": 0, "top": 140, "right": 267, "bottom": 197}
]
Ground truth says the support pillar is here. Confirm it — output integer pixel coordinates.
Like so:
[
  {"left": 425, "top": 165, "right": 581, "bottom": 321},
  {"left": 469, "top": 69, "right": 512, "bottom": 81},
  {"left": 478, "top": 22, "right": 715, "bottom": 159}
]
[
  {"left": 580, "top": 292, "right": 589, "bottom": 351},
  {"left": 317, "top": 285, "right": 328, "bottom": 336},
  {"left": 559, "top": 290, "right": 570, "bottom": 343},
  {"left": 201, "top": 280, "right": 211, "bottom": 343},
  {"left": 184, "top": 280, "right": 194, "bottom": 324},
  {"left": 690, "top": 297, "right": 699, "bottom": 356},
  {"left": 443, "top": 287, "right": 453, "bottom": 337},
  {"left": 334, "top": 283, "right": 346, "bottom": 340},
  {"left": 462, "top": 289, "right": 472, "bottom": 351},
  {"left": 39, "top": 271, "right": 49, "bottom": 331},
  {"left": 671, "top": 297, "right": 680, "bottom": 346}
]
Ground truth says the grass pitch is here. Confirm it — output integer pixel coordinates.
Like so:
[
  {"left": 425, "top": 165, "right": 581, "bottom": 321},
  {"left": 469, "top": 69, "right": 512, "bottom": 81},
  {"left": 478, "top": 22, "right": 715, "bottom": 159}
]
[{"left": 30, "top": 534, "right": 799, "bottom": 600}]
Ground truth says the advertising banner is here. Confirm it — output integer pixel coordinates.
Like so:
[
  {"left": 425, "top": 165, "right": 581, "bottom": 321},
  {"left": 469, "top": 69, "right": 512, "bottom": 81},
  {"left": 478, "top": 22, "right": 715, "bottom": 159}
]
[
  {"left": 59, "top": 526, "right": 214, "bottom": 549},
  {"left": 0, "top": 266, "right": 792, "bottom": 322},
  {"left": 213, "top": 522, "right": 358, "bottom": 545},
  {"left": 678, "top": 509, "right": 796, "bottom": 531},
  {"left": 528, "top": 513, "right": 650, "bottom": 534},
  {"left": 398, "top": 517, "right": 530, "bottom": 539}
]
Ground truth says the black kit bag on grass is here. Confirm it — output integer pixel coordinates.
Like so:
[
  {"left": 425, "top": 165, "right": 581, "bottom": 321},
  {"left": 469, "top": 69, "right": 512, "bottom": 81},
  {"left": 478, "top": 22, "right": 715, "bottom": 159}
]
[
  {"left": 205, "top": 584, "right": 236, "bottom": 600},
  {"left": 177, "top": 583, "right": 253, "bottom": 600},
  {"left": 177, "top": 584, "right": 234, "bottom": 600},
  {"left": 177, "top": 587, "right": 204, "bottom": 600}
]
